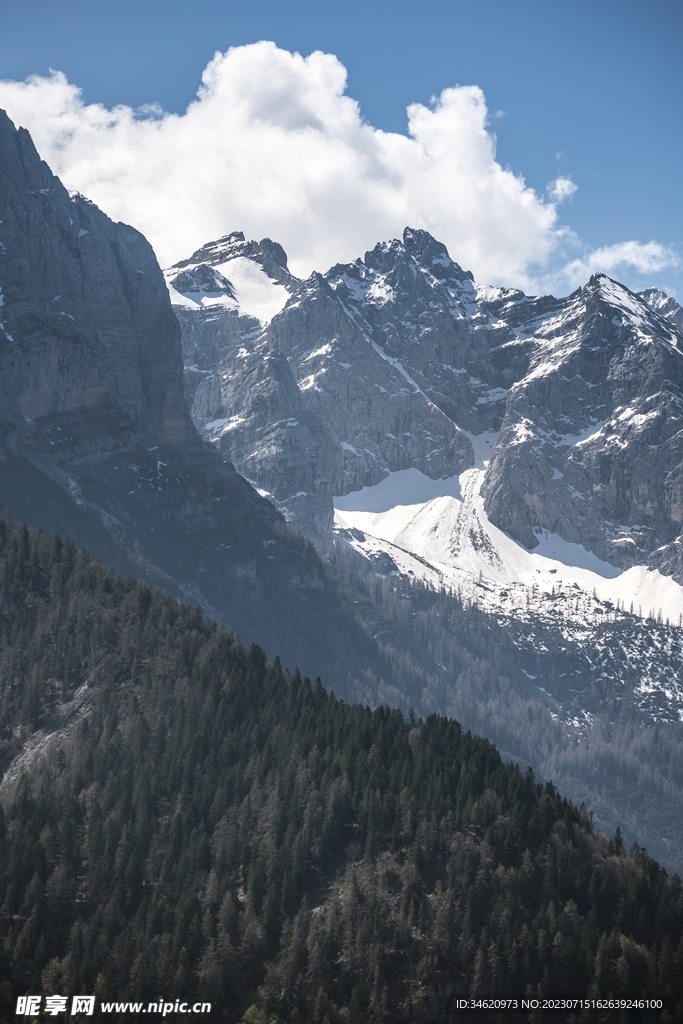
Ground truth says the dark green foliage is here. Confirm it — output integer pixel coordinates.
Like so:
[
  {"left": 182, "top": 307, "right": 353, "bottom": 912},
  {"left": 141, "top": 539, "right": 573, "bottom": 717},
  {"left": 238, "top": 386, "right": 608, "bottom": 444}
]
[{"left": 0, "top": 510, "right": 681, "bottom": 1023}]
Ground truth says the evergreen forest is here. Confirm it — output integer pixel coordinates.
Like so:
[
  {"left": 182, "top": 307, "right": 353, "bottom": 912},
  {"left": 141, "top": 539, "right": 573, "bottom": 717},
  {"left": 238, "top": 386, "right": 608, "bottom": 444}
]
[{"left": 0, "top": 510, "right": 682, "bottom": 1023}]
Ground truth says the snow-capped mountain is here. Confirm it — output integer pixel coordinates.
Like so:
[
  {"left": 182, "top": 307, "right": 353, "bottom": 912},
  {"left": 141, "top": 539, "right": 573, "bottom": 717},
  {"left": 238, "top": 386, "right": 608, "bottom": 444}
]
[
  {"left": 166, "top": 227, "right": 683, "bottom": 728},
  {"left": 166, "top": 229, "right": 478, "bottom": 533},
  {"left": 481, "top": 275, "right": 683, "bottom": 581}
]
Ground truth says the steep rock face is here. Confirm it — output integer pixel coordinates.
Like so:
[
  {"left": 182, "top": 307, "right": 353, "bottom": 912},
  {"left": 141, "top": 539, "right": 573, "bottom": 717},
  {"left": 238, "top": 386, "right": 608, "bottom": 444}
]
[
  {"left": 324, "top": 228, "right": 524, "bottom": 434},
  {"left": 168, "top": 228, "right": 529, "bottom": 534},
  {"left": 165, "top": 231, "right": 296, "bottom": 428},
  {"left": 481, "top": 275, "right": 683, "bottom": 572},
  {"left": 0, "top": 131, "right": 192, "bottom": 450},
  {"left": 264, "top": 268, "right": 473, "bottom": 488},
  {"left": 165, "top": 233, "right": 338, "bottom": 532},
  {"left": 0, "top": 110, "right": 380, "bottom": 687}
]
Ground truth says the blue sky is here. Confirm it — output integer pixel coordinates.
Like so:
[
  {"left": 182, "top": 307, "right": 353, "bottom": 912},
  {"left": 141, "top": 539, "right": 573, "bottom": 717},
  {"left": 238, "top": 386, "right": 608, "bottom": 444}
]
[{"left": 1, "top": 0, "right": 681, "bottom": 296}]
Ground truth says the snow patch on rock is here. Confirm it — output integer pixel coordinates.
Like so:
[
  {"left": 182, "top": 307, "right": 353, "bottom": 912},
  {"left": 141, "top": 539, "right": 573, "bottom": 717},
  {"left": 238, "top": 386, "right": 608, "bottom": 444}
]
[{"left": 213, "top": 256, "right": 290, "bottom": 323}]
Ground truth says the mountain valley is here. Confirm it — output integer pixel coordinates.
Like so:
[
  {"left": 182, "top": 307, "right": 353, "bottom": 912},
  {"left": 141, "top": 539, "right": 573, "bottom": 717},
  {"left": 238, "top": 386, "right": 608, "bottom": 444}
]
[{"left": 1, "top": 511, "right": 681, "bottom": 1021}]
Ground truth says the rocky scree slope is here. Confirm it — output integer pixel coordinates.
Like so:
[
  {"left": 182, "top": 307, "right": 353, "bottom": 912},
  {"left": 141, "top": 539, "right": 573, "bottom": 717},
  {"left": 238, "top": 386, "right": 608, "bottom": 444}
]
[{"left": 0, "top": 110, "right": 383, "bottom": 691}]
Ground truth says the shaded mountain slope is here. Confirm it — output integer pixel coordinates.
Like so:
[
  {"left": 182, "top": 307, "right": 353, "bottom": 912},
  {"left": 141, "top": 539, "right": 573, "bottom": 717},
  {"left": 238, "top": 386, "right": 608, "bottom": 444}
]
[{"left": 0, "top": 109, "right": 385, "bottom": 693}]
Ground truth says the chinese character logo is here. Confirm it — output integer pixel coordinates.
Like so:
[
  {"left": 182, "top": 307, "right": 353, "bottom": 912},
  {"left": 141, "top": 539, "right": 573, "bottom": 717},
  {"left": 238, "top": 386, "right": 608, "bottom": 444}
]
[
  {"left": 16, "top": 996, "right": 41, "bottom": 1015},
  {"left": 16, "top": 994, "right": 96, "bottom": 1016},
  {"left": 45, "top": 996, "right": 68, "bottom": 1016},
  {"left": 71, "top": 996, "right": 95, "bottom": 1016}
]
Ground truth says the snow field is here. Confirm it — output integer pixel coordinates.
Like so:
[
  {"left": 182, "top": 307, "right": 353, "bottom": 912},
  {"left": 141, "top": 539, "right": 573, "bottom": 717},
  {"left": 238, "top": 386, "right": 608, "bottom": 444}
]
[{"left": 334, "top": 462, "right": 683, "bottom": 630}]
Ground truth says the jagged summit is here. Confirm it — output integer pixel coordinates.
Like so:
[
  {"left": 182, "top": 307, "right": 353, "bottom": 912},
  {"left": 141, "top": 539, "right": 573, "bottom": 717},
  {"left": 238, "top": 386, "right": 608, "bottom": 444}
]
[
  {"left": 164, "top": 230, "right": 296, "bottom": 330},
  {"left": 640, "top": 285, "right": 683, "bottom": 333},
  {"left": 321, "top": 227, "right": 474, "bottom": 291},
  {"left": 171, "top": 231, "right": 293, "bottom": 283},
  {"left": 403, "top": 225, "right": 474, "bottom": 282}
]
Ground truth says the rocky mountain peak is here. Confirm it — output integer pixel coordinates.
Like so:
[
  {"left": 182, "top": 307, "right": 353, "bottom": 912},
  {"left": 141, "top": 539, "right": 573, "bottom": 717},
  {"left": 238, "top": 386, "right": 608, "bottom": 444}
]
[
  {"left": 171, "top": 231, "right": 294, "bottom": 288},
  {"left": 259, "top": 237, "right": 290, "bottom": 275},
  {"left": 403, "top": 226, "right": 474, "bottom": 283},
  {"left": 175, "top": 231, "right": 246, "bottom": 268},
  {"left": 640, "top": 286, "right": 683, "bottom": 333},
  {"left": 0, "top": 110, "right": 51, "bottom": 190},
  {"left": 168, "top": 263, "right": 237, "bottom": 298},
  {"left": 357, "top": 227, "right": 474, "bottom": 291},
  {"left": 584, "top": 274, "right": 683, "bottom": 357}
]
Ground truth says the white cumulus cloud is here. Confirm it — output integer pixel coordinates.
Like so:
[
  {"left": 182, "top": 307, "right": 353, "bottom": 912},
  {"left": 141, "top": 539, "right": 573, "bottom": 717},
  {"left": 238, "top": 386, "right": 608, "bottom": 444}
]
[
  {"left": 0, "top": 42, "right": 558, "bottom": 286},
  {"left": 0, "top": 42, "right": 677, "bottom": 295}
]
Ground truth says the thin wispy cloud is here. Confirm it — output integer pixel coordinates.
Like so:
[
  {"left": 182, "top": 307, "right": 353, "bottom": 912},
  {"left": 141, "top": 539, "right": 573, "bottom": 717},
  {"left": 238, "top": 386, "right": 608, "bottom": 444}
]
[
  {"left": 547, "top": 176, "right": 577, "bottom": 203},
  {"left": 557, "top": 240, "right": 680, "bottom": 292},
  {"left": 0, "top": 42, "right": 676, "bottom": 294}
]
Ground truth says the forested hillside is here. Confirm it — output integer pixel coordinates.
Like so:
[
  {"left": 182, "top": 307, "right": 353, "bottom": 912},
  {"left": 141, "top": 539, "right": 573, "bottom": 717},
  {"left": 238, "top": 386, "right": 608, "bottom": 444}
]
[
  {"left": 0, "top": 511, "right": 682, "bottom": 1023},
  {"left": 322, "top": 538, "right": 683, "bottom": 876}
]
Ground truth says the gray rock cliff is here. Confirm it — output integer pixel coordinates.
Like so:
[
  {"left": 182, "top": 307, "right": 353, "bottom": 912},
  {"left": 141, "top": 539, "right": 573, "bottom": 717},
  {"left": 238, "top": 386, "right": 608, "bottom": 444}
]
[
  {"left": 481, "top": 275, "right": 683, "bottom": 575},
  {"left": 0, "top": 110, "right": 380, "bottom": 688}
]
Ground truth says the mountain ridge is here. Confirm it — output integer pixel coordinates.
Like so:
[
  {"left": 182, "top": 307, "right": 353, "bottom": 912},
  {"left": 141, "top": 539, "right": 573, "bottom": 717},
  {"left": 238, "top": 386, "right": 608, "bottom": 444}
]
[{"left": 166, "top": 225, "right": 683, "bottom": 586}]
